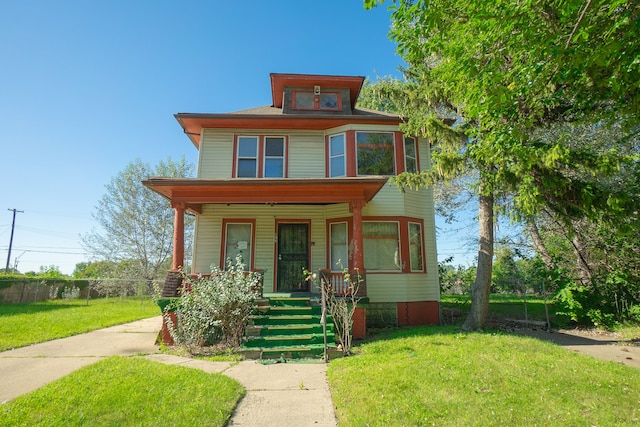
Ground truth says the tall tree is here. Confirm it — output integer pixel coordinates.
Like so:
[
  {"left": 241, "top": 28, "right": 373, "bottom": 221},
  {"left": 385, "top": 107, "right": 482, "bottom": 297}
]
[
  {"left": 82, "top": 156, "right": 194, "bottom": 281},
  {"left": 366, "top": 0, "right": 639, "bottom": 329}
]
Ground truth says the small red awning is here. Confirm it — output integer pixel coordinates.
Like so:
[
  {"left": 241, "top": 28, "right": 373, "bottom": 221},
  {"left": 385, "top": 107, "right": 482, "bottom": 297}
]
[{"left": 142, "top": 177, "right": 388, "bottom": 214}]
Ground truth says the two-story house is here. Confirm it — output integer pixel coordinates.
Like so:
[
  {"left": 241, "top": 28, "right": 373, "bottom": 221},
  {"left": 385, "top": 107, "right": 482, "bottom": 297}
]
[{"left": 144, "top": 73, "right": 440, "bottom": 339}]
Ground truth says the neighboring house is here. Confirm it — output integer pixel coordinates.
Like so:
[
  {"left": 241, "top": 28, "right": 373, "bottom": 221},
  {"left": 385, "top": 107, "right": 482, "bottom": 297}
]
[{"left": 144, "top": 73, "right": 440, "bottom": 336}]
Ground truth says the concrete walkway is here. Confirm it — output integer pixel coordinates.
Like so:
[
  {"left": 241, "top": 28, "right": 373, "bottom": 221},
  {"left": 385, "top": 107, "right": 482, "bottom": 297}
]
[{"left": 0, "top": 316, "right": 337, "bottom": 426}]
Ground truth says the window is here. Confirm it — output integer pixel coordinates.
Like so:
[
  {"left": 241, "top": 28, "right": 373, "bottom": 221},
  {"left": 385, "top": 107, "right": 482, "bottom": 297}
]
[
  {"left": 264, "top": 137, "right": 285, "bottom": 178},
  {"left": 329, "top": 133, "right": 346, "bottom": 177},
  {"left": 356, "top": 132, "right": 395, "bottom": 176},
  {"left": 224, "top": 222, "right": 253, "bottom": 270},
  {"left": 236, "top": 137, "right": 258, "bottom": 177},
  {"left": 235, "top": 136, "right": 287, "bottom": 178},
  {"left": 408, "top": 222, "right": 424, "bottom": 271},
  {"left": 404, "top": 137, "right": 418, "bottom": 173},
  {"left": 363, "top": 222, "right": 400, "bottom": 271},
  {"left": 292, "top": 91, "right": 341, "bottom": 111},
  {"left": 330, "top": 222, "right": 348, "bottom": 271}
]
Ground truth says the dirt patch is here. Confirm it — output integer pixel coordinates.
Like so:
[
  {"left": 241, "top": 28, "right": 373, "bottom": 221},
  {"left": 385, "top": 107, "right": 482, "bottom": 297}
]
[
  {"left": 507, "top": 325, "right": 640, "bottom": 370},
  {"left": 441, "top": 308, "right": 640, "bottom": 369}
]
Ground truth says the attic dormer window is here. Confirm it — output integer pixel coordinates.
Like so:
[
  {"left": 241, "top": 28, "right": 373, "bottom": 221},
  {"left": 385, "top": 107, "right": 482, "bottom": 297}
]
[{"left": 292, "top": 90, "right": 341, "bottom": 111}]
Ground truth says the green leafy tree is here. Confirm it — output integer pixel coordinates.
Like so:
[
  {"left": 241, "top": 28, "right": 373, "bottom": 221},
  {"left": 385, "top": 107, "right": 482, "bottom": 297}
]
[
  {"left": 82, "top": 156, "right": 194, "bottom": 282},
  {"left": 365, "top": 0, "right": 639, "bottom": 330}
]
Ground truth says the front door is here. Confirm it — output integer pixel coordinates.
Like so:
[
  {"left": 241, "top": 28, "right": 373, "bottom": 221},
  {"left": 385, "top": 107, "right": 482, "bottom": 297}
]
[{"left": 276, "top": 223, "right": 309, "bottom": 292}]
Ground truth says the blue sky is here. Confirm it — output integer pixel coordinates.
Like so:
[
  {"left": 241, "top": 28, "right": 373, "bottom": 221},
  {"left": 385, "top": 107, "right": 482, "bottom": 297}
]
[{"left": 0, "top": 0, "right": 477, "bottom": 274}]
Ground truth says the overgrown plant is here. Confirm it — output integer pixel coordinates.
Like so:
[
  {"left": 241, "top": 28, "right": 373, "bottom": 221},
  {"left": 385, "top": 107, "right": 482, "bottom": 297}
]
[
  {"left": 308, "top": 264, "right": 362, "bottom": 356},
  {"left": 166, "top": 255, "right": 262, "bottom": 354}
]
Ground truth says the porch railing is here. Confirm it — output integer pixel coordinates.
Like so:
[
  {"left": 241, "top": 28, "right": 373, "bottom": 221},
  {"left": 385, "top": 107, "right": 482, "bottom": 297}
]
[{"left": 318, "top": 269, "right": 367, "bottom": 298}]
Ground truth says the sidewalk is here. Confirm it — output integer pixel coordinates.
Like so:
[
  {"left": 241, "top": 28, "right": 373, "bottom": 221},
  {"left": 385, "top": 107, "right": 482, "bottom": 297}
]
[{"left": 0, "top": 316, "right": 337, "bottom": 426}]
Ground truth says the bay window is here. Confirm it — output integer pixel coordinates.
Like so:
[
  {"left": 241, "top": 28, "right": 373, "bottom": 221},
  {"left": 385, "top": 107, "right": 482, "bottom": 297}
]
[
  {"left": 329, "top": 133, "right": 346, "bottom": 177},
  {"left": 363, "top": 221, "right": 401, "bottom": 271},
  {"left": 356, "top": 132, "right": 395, "bottom": 176}
]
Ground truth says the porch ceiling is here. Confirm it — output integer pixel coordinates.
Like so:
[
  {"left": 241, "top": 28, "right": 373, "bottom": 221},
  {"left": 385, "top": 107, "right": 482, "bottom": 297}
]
[{"left": 142, "top": 177, "right": 389, "bottom": 214}]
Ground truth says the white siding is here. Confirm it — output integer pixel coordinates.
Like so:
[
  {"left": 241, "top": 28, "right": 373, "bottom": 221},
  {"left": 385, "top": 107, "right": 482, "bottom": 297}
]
[
  {"left": 199, "top": 130, "right": 234, "bottom": 178},
  {"left": 288, "top": 131, "right": 325, "bottom": 178},
  {"left": 192, "top": 204, "right": 328, "bottom": 294},
  {"left": 191, "top": 129, "right": 439, "bottom": 302}
]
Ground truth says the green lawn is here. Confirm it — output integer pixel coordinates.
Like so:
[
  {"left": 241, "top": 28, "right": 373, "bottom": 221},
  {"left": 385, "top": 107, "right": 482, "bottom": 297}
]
[
  {"left": 0, "top": 298, "right": 159, "bottom": 351},
  {"left": 441, "top": 293, "right": 553, "bottom": 322},
  {"left": 329, "top": 326, "right": 640, "bottom": 426},
  {"left": 0, "top": 356, "right": 243, "bottom": 426}
]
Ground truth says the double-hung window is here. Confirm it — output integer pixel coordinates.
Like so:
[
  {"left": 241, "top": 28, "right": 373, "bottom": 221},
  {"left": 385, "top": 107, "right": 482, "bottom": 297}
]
[
  {"left": 408, "top": 222, "right": 424, "bottom": 271},
  {"left": 236, "top": 137, "right": 258, "bottom": 177},
  {"left": 363, "top": 222, "right": 401, "bottom": 271},
  {"left": 329, "top": 222, "right": 348, "bottom": 271},
  {"left": 223, "top": 222, "right": 253, "bottom": 270},
  {"left": 328, "top": 133, "right": 346, "bottom": 177},
  {"left": 235, "top": 136, "right": 286, "bottom": 178},
  {"left": 356, "top": 132, "right": 395, "bottom": 176},
  {"left": 404, "top": 137, "right": 418, "bottom": 173},
  {"left": 264, "top": 137, "right": 285, "bottom": 178}
]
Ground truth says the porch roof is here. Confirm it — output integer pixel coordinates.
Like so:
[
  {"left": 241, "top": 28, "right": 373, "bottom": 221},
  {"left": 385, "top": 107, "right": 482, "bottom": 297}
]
[{"left": 142, "top": 177, "right": 389, "bottom": 214}]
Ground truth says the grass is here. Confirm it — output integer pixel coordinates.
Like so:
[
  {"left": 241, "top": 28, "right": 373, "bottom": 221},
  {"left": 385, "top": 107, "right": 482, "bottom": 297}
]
[
  {"left": 0, "top": 297, "right": 159, "bottom": 351},
  {"left": 329, "top": 326, "right": 640, "bottom": 426},
  {"left": 441, "top": 293, "right": 554, "bottom": 322},
  {"left": 0, "top": 356, "right": 243, "bottom": 426}
]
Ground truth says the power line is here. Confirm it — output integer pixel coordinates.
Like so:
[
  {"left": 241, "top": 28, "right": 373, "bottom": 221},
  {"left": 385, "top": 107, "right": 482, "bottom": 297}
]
[{"left": 5, "top": 209, "right": 24, "bottom": 271}]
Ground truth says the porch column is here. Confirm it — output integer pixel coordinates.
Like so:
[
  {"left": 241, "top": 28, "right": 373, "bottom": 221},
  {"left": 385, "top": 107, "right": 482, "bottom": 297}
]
[
  {"left": 349, "top": 200, "right": 365, "bottom": 271},
  {"left": 172, "top": 202, "right": 185, "bottom": 270}
]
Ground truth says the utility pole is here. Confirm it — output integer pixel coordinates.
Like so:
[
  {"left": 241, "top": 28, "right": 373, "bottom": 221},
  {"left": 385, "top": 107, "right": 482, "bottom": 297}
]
[{"left": 5, "top": 209, "right": 24, "bottom": 272}]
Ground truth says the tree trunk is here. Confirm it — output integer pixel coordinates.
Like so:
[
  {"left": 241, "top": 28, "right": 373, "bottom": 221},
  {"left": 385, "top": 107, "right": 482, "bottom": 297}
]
[
  {"left": 461, "top": 190, "right": 494, "bottom": 331},
  {"left": 527, "top": 217, "right": 553, "bottom": 269}
]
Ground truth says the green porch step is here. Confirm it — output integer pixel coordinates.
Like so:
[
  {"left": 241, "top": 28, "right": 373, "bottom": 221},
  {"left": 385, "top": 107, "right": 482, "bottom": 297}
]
[
  {"left": 241, "top": 344, "right": 342, "bottom": 360},
  {"left": 247, "top": 323, "right": 334, "bottom": 337},
  {"left": 243, "top": 295, "right": 337, "bottom": 360},
  {"left": 246, "top": 333, "right": 331, "bottom": 348},
  {"left": 268, "top": 297, "right": 312, "bottom": 307}
]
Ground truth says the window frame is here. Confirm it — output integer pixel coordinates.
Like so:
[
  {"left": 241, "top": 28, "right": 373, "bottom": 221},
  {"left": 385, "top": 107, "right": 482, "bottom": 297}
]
[
  {"left": 292, "top": 90, "right": 342, "bottom": 111},
  {"left": 355, "top": 131, "right": 396, "bottom": 176},
  {"left": 221, "top": 219, "right": 256, "bottom": 271},
  {"left": 362, "top": 220, "right": 402, "bottom": 272},
  {"left": 329, "top": 221, "right": 349, "bottom": 271},
  {"left": 408, "top": 221, "right": 425, "bottom": 272},
  {"left": 235, "top": 136, "right": 259, "bottom": 178},
  {"left": 263, "top": 136, "right": 286, "bottom": 178},
  {"left": 404, "top": 136, "right": 419, "bottom": 174},
  {"left": 233, "top": 135, "right": 288, "bottom": 178},
  {"left": 328, "top": 133, "right": 347, "bottom": 178}
]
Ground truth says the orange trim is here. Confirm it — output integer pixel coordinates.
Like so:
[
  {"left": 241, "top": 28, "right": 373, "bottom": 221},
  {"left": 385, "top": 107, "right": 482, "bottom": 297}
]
[
  {"left": 394, "top": 131, "right": 404, "bottom": 174},
  {"left": 143, "top": 177, "right": 388, "bottom": 210},
  {"left": 232, "top": 136, "right": 238, "bottom": 177},
  {"left": 346, "top": 131, "right": 356, "bottom": 177},
  {"left": 175, "top": 114, "right": 401, "bottom": 149},
  {"left": 257, "top": 136, "right": 264, "bottom": 178},
  {"left": 270, "top": 73, "right": 364, "bottom": 109},
  {"left": 221, "top": 219, "right": 256, "bottom": 271}
]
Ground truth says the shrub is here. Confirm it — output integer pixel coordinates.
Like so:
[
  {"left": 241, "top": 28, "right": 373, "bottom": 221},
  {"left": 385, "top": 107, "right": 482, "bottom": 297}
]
[{"left": 166, "top": 255, "right": 262, "bottom": 354}]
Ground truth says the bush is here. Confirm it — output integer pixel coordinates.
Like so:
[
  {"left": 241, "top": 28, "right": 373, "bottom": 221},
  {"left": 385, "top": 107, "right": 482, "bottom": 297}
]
[{"left": 166, "top": 255, "right": 262, "bottom": 354}]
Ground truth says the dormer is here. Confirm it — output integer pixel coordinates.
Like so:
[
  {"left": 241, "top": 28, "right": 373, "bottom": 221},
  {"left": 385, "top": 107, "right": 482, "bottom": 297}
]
[{"left": 270, "top": 73, "right": 365, "bottom": 115}]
